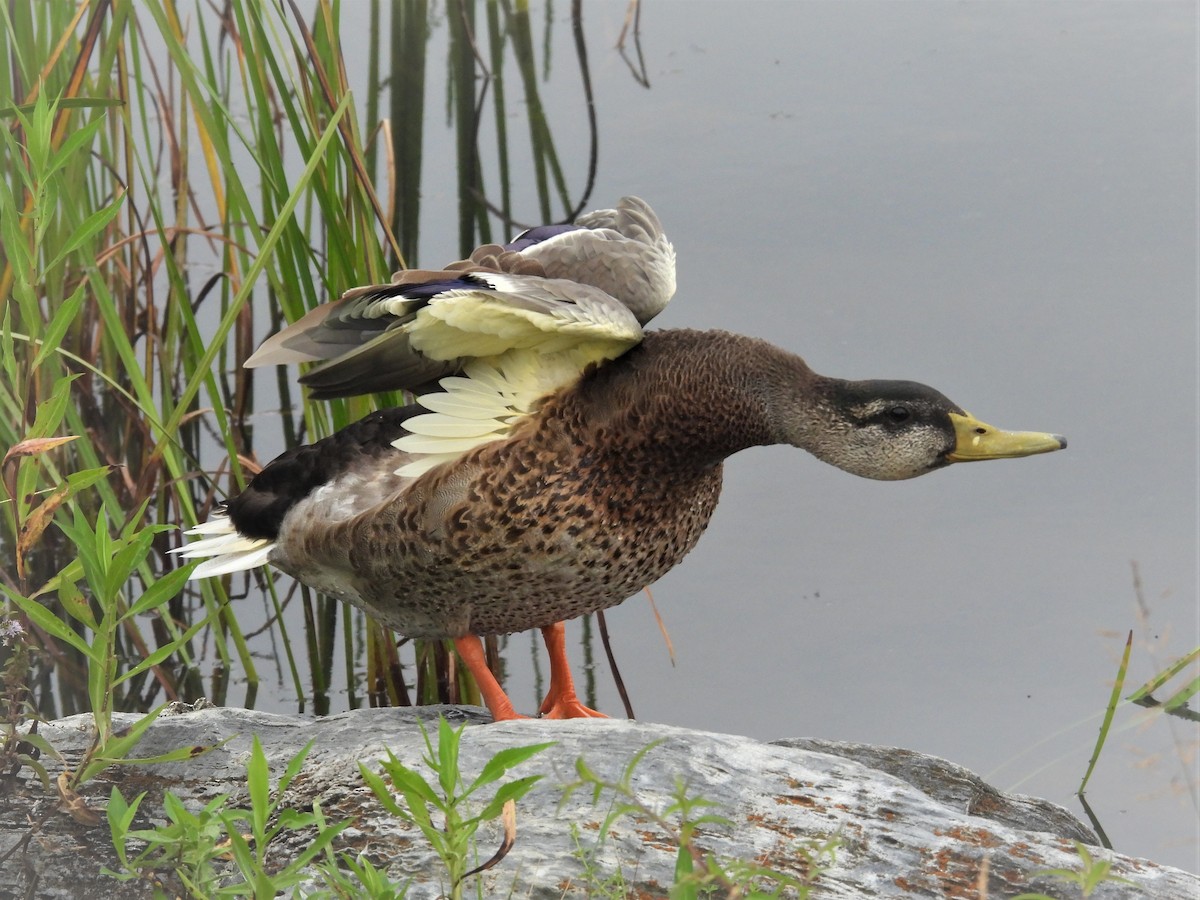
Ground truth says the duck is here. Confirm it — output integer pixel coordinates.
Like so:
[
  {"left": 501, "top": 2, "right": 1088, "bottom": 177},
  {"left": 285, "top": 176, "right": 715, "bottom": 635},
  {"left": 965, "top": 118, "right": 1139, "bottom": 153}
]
[{"left": 177, "top": 197, "right": 1066, "bottom": 722}]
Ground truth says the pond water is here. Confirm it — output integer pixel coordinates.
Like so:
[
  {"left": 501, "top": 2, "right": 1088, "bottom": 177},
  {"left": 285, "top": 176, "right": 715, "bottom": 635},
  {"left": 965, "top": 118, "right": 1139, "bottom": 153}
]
[{"left": 215, "top": 1, "right": 1196, "bottom": 873}]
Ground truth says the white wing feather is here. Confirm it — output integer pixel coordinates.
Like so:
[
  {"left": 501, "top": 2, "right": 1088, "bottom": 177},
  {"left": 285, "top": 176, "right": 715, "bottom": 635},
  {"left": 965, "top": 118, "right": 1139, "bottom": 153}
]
[{"left": 388, "top": 275, "right": 642, "bottom": 476}]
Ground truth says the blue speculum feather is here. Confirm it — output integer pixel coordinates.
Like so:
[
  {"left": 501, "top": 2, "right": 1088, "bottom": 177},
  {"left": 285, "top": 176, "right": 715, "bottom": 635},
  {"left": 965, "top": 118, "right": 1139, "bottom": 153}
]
[{"left": 505, "top": 223, "right": 581, "bottom": 252}]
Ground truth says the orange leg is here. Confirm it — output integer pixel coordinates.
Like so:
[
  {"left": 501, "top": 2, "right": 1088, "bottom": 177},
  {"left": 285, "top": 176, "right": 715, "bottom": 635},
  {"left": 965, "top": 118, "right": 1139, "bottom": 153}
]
[
  {"left": 453, "top": 635, "right": 524, "bottom": 721},
  {"left": 538, "top": 622, "right": 607, "bottom": 719}
]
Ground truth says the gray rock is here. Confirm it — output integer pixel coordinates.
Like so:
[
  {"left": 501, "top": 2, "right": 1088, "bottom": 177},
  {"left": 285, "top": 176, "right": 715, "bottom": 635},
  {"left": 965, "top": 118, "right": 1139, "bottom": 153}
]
[{"left": 1, "top": 706, "right": 1195, "bottom": 898}]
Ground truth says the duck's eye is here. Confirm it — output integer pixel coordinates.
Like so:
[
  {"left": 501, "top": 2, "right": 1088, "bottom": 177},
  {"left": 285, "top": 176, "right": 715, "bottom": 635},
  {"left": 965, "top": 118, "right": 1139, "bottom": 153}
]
[{"left": 887, "top": 406, "right": 911, "bottom": 423}]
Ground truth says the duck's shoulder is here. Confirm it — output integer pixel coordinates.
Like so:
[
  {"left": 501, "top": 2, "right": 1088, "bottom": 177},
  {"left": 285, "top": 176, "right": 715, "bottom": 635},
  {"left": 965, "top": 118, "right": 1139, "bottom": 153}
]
[{"left": 589, "top": 328, "right": 809, "bottom": 382}]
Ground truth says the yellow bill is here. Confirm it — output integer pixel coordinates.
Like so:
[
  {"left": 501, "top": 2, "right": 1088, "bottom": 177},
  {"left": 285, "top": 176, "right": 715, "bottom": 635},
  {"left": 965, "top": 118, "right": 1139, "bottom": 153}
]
[{"left": 947, "top": 412, "right": 1067, "bottom": 462}]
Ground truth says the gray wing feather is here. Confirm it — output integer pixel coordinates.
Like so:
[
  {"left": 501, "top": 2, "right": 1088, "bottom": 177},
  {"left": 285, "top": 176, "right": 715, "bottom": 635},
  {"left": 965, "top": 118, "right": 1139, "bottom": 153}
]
[
  {"left": 523, "top": 197, "right": 675, "bottom": 324},
  {"left": 246, "top": 197, "right": 673, "bottom": 399},
  {"left": 299, "top": 329, "right": 461, "bottom": 399}
]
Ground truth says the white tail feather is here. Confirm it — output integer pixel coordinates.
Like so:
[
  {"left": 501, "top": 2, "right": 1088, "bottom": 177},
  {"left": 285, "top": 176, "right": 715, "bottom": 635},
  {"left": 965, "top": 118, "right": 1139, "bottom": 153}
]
[
  {"left": 173, "top": 513, "right": 274, "bottom": 579},
  {"left": 189, "top": 545, "right": 274, "bottom": 578}
]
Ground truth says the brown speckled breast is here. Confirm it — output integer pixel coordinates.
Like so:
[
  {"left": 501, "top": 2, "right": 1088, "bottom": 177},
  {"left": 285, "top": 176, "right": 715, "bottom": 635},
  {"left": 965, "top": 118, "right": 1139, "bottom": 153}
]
[
  {"left": 289, "top": 400, "right": 722, "bottom": 637},
  {"left": 273, "top": 330, "right": 787, "bottom": 639}
]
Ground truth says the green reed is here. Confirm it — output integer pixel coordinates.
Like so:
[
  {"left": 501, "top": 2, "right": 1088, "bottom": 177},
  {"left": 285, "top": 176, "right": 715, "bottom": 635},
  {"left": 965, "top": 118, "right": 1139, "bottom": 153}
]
[{"left": 0, "top": 0, "right": 601, "bottom": 728}]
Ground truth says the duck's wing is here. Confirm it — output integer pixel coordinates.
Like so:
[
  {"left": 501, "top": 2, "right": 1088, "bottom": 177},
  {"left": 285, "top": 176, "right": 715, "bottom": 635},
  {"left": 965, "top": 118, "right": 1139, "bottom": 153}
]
[
  {"left": 242, "top": 266, "right": 463, "bottom": 384},
  {"left": 509, "top": 196, "right": 676, "bottom": 325},
  {"left": 244, "top": 197, "right": 673, "bottom": 396},
  {"left": 251, "top": 270, "right": 645, "bottom": 402}
]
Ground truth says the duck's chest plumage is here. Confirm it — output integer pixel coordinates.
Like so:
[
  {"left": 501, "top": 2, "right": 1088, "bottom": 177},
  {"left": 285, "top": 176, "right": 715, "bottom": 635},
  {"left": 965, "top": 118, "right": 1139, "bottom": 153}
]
[
  {"left": 272, "top": 343, "right": 752, "bottom": 638},
  {"left": 367, "top": 458, "right": 721, "bottom": 637}
]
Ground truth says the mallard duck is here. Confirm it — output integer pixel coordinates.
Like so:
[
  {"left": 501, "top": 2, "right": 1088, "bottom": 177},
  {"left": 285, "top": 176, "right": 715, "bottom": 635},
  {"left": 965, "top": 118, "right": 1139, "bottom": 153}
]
[{"left": 178, "top": 197, "right": 1066, "bottom": 721}]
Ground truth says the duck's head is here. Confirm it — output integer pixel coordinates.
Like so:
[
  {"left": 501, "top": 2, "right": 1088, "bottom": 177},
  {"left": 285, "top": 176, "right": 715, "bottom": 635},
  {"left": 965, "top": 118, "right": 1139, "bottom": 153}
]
[{"left": 784, "top": 378, "right": 1067, "bottom": 481}]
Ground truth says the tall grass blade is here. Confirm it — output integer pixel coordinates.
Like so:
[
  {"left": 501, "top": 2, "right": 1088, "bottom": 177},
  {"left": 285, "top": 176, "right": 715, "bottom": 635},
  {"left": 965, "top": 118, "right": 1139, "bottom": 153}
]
[{"left": 1075, "top": 629, "right": 1131, "bottom": 849}]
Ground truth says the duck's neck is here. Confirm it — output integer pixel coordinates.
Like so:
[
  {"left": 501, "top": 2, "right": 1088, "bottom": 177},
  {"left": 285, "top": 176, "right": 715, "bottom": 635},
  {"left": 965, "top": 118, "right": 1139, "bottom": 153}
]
[{"left": 564, "top": 329, "right": 829, "bottom": 472}]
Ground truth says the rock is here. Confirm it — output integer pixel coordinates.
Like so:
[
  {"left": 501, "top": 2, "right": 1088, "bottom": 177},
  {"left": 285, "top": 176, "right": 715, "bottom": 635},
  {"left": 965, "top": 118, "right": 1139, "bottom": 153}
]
[{"left": 1, "top": 706, "right": 1195, "bottom": 898}]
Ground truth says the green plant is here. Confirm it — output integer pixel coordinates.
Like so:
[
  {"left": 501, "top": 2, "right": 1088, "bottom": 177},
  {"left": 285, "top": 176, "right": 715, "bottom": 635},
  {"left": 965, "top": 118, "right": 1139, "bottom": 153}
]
[
  {"left": 0, "top": 614, "right": 59, "bottom": 794},
  {"left": 309, "top": 799, "right": 412, "bottom": 900},
  {"left": 1012, "top": 841, "right": 1138, "bottom": 899},
  {"left": 358, "top": 716, "right": 553, "bottom": 900},
  {"left": 225, "top": 737, "right": 347, "bottom": 896},
  {"left": 1072, "top": 568, "right": 1198, "bottom": 850},
  {"left": 105, "top": 787, "right": 232, "bottom": 895},
  {"left": 563, "top": 740, "right": 838, "bottom": 899},
  {"left": 1128, "top": 648, "right": 1200, "bottom": 721},
  {"left": 0, "top": 48, "right": 226, "bottom": 815},
  {"left": 2, "top": 502, "right": 204, "bottom": 790},
  {"left": 105, "top": 736, "right": 347, "bottom": 897},
  {"left": 565, "top": 819, "right": 635, "bottom": 899},
  {"left": 309, "top": 852, "right": 410, "bottom": 900}
]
